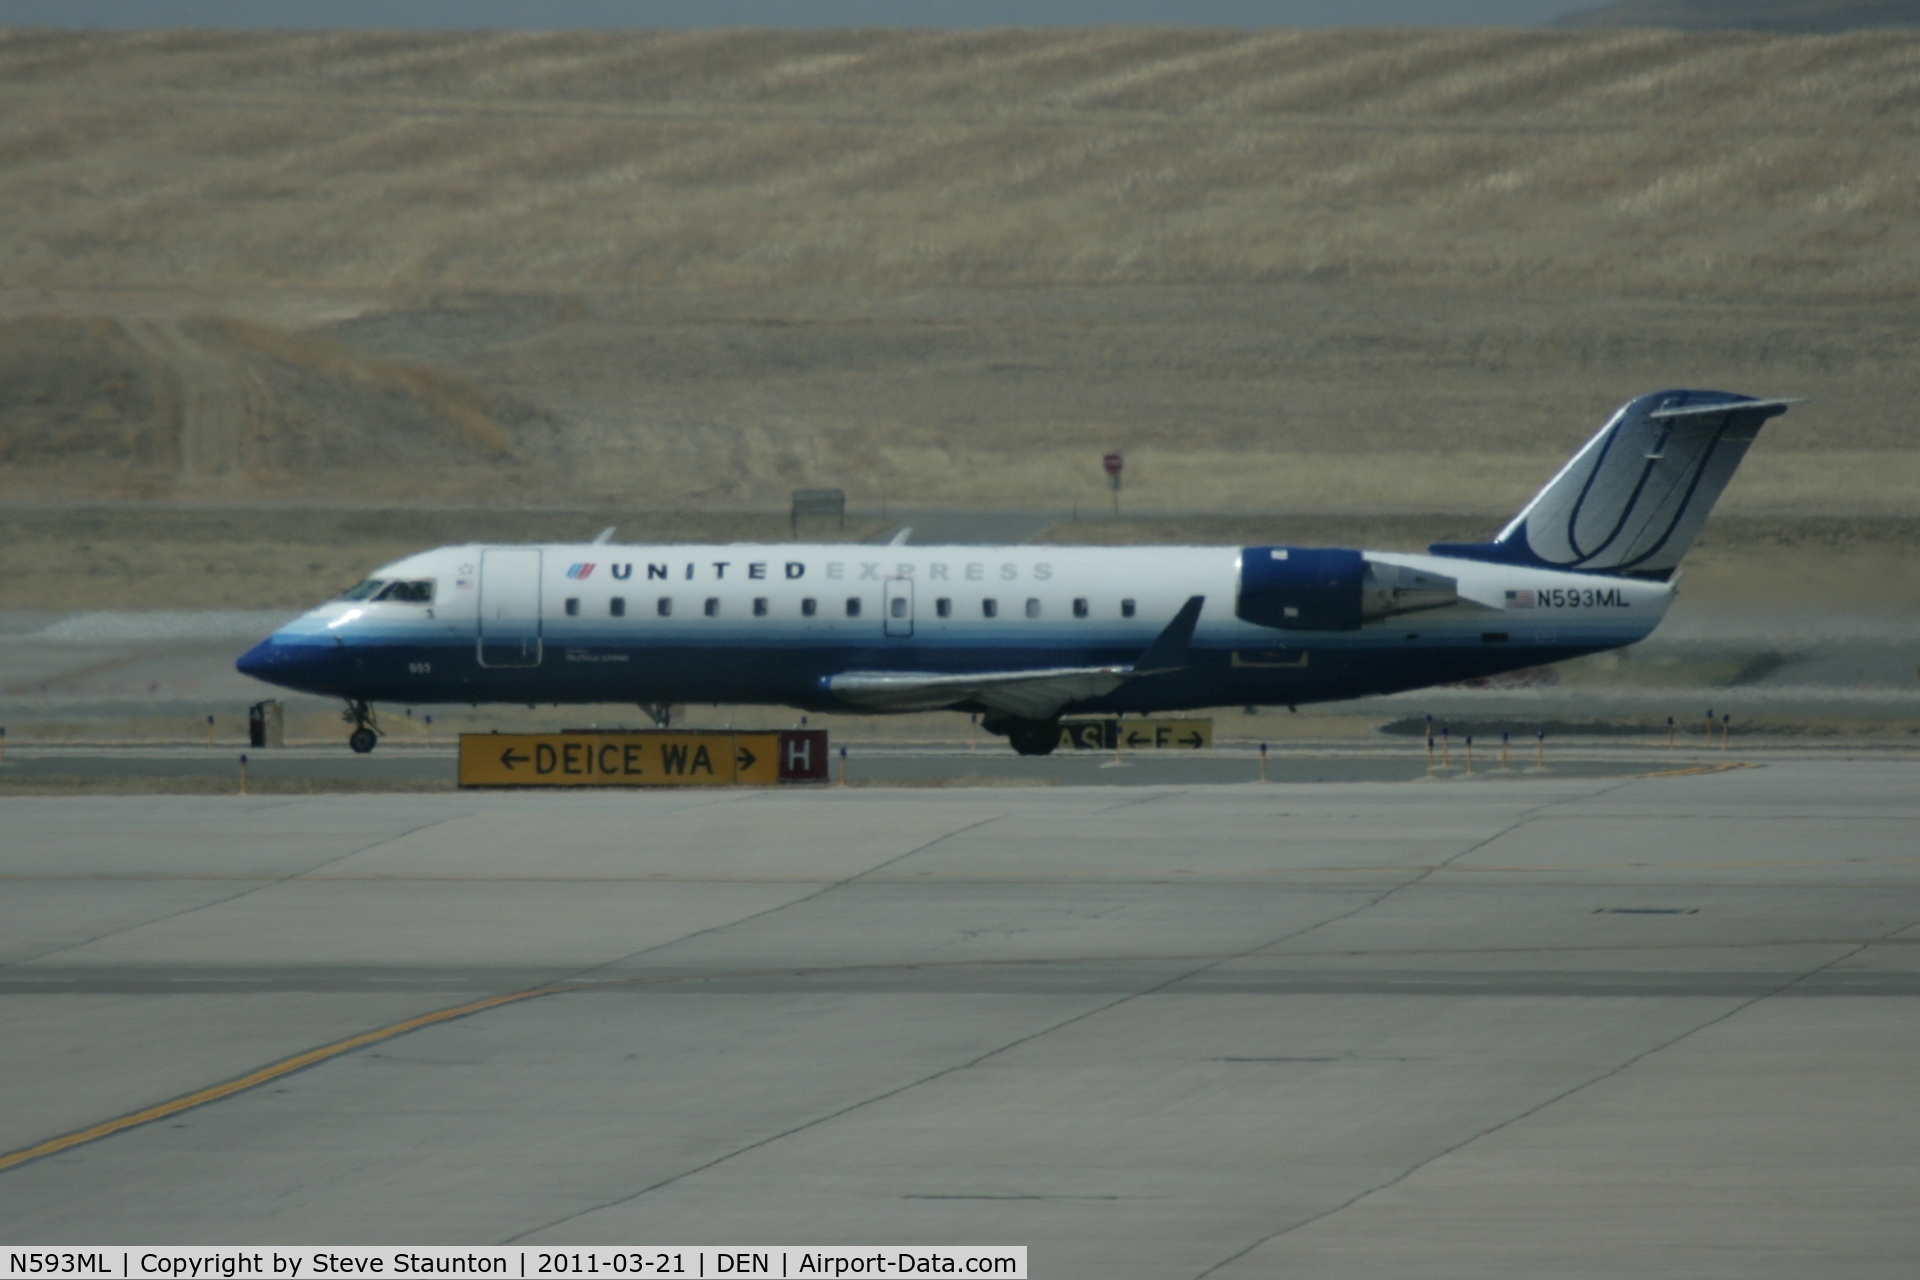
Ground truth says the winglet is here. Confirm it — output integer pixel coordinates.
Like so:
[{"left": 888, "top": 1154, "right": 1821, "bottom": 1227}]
[
  {"left": 1134, "top": 596, "right": 1204, "bottom": 674},
  {"left": 592, "top": 527, "right": 616, "bottom": 545}
]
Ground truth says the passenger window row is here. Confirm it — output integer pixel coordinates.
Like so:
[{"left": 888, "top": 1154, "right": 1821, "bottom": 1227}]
[{"left": 561, "top": 595, "right": 1140, "bottom": 619}]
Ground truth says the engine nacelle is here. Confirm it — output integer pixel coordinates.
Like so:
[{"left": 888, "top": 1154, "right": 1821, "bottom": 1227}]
[{"left": 1237, "top": 546, "right": 1458, "bottom": 632}]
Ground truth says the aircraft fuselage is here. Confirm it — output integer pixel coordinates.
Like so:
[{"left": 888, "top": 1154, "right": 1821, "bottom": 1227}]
[{"left": 237, "top": 541, "right": 1670, "bottom": 715}]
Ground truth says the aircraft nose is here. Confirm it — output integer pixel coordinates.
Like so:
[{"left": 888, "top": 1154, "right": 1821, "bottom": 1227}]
[{"left": 235, "top": 637, "right": 280, "bottom": 680}]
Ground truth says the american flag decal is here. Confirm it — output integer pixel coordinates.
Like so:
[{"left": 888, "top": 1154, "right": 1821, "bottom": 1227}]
[
  {"left": 567, "top": 563, "right": 596, "bottom": 580},
  {"left": 1505, "top": 589, "right": 1536, "bottom": 608}
]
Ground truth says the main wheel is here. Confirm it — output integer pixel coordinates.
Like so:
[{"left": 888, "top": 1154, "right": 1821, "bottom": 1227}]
[
  {"left": 1006, "top": 720, "right": 1061, "bottom": 757},
  {"left": 349, "top": 727, "right": 378, "bottom": 754}
]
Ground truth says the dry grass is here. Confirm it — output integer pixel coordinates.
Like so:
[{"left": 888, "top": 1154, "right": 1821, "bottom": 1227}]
[
  {"left": 0, "top": 311, "right": 559, "bottom": 502},
  {"left": 0, "top": 29, "right": 1917, "bottom": 517},
  {"left": 4, "top": 282, "right": 1914, "bottom": 513},
  {"left": 3, "top": 28, "right": 1918, "bottom": 298},
  {"left": 214, "top": 319, "right": 519, "bottom": 460}
]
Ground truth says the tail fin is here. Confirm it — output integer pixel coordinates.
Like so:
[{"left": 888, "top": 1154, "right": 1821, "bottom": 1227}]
[{"left": 1430, "top": 390, "right": 1795, "bottom": 579}]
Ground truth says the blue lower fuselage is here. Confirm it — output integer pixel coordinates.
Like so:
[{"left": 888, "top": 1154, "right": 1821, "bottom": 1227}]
[{"left": 239, "top": 630, "right": 1609, "bottom": 712}]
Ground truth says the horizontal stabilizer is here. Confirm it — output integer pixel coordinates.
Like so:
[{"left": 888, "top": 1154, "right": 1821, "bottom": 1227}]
[{"left": 1650, "top": 397, "right": 1801, "bottom": 421}]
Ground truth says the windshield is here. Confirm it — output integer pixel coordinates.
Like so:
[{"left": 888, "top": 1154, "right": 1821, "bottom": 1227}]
[
  {"left": 337, "top": 579, "right": 387, "bottom": 601},
  {"left": 374, "top": 580, "right": 435, "bottom": 604}
]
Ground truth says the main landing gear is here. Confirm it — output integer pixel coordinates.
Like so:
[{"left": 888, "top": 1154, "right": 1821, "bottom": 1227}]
[
  {"left": 986, "top": 717, "right": 1061, "bottom": 757},
  {"left": 343, "top": 699, "right": 380, "bottom": 754}
]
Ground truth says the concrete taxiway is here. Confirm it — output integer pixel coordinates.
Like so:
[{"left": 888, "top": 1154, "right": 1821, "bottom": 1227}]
[{"left": 1, "top": 763, "right": 1916, "bottom": 1277}]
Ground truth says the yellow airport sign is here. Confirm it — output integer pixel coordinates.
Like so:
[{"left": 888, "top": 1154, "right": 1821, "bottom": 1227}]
[
  {"left": 1058, "top": 718, "right": 1213, "bottom": 751},
  {"left": 734, "top": 733, "right": 780, "bottom": 786},
  {"left": 459, "top": 729, "right": 827, "bottom": 788}
]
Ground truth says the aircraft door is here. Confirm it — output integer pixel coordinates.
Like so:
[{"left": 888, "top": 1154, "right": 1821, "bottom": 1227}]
[
  {"left": 477, "top": 548, "right": 543, "bottom": 667},
  {"left": 883, "top": 577, "right": 915, "bottom": 638}
]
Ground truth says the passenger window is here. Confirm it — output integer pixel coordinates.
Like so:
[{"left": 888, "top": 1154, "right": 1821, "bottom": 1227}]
[
  {"left": 564, "top": 597, "right": 580, "bottom": 617},
  {"left": 705, "top": 597, "right": 720, "bottom": 617},
  {"left": 1121, "top": 598, "right": 1136, "bottom": 618},
  {"left": 846, "top": 597, "right": 862, "bottom": 618},
  {"left": 890, "top": 596, "right": 908, "bottom": 618},
  {"left": 801, "top": 597, "right": 817, "bottom": 617},
  {"left": 982, "top": 598, "right": 998, "bottom": 618},
  {"left": 657, "top": 597, "right": 673, "bottom": 617},
  {"left": 753, "top": 597, "right": 768, "bottom": 617},
  {"left": 936, "top": 597, "right": 951, "bottom": 618},
  {"left": 1025, "top": 598, "right": 1041, "bottom": 619},
  {"left": 610, "top": 597, "right": 625, "bottom": 618},
  {"left": 1073, "top": 598, "right": 1088, "bottom": 618}
]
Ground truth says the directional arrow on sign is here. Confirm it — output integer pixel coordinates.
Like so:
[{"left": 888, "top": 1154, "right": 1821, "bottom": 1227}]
[
  {"left": 1179, "top": 732, "right": 1205, "bottom": 748},
  {"left": 737, "top": 745, "right": 758, "bottom": 771},
  {"left": 1126, "top": 731, "right": 1150, "bottom": 747},
  {"left": 500, "top": 748, "right": 528, "bottom": 769}
]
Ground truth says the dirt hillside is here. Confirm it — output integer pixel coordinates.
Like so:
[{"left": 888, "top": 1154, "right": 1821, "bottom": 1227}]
[
  {"left": 0, "top": 27, "right": 1915, "bottom": 519},
  {"left": 0, "top": 314, "right": 561, "bottom": 501},
  {"left": 3, "top": 27, "right": 1917, "bottom": 299}
]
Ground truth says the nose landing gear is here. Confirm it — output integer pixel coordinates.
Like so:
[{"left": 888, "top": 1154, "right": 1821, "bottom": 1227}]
[{"left": 343, "top": 700, "right": 380, "bottom": 753}]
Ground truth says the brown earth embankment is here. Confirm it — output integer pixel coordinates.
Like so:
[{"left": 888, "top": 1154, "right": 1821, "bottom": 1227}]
[{"left": 0, "top": 28, "right": 1915, "bottom": 553}]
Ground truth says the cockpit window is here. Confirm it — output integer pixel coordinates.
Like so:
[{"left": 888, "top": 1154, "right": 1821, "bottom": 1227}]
[
  {"left": 338, "top": 579, "right": 387, "bottom": 601},
  {"left": 374, "top": 579, "right": 436, "bottom": 604}
]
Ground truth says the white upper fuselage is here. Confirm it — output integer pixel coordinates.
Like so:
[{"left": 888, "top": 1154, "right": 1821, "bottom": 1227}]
[{"left": 278, "top": 542, "right": 1669, "bottom": 648}]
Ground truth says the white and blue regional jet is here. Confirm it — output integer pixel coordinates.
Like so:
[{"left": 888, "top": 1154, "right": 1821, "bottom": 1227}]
[{"left": 237, "top": 391, "right": 1792, "bottom": 755}]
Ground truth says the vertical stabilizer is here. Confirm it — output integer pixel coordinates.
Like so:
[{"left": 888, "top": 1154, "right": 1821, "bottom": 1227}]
[{"left": 1430, "top": 390, "right": 1794, "bottom": 578}]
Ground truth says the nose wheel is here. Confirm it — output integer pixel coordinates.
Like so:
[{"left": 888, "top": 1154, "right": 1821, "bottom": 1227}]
[{"left": 343, "top": 699, "right": 380, "bottom": 753}]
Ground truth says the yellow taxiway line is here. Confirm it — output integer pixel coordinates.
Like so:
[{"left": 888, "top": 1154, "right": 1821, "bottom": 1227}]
[{"left": 0, "top": 985, "right": 572, "bottom": 1174}]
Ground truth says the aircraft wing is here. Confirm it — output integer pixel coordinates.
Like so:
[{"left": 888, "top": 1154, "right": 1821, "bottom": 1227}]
[
  {"left": 828, "top": 665, "right": 1132, "bottom": 719},
  {"left": 827, "top": 596, "right": 1205, "bottom": 720}
]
